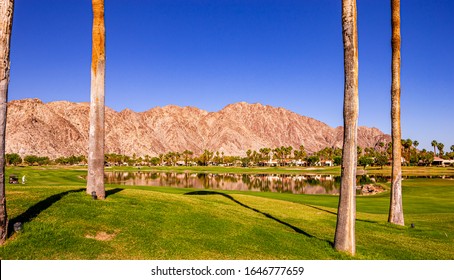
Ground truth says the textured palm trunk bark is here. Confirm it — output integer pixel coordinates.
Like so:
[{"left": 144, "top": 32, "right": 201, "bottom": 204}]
[
  {"left": 87, "top": 0, "right": 106, "bottom": 199},
  {"left": 388, "top": 0, "right": 404, "bottom": 225},
  {"left": 334, "top": 0, "right": 358, "bottom": 255},
  {"left": 0, "top": 0, "right": 14, "bottom": 244}
]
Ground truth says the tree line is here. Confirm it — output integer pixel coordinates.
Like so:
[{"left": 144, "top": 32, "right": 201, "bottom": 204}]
[{"left": 5, "top": 139, "right": 453, "bottom": 168}]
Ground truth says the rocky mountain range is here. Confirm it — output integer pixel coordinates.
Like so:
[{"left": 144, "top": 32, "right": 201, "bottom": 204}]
[{"left": 6, "top": 98, "right": 390, "bottom": 158}]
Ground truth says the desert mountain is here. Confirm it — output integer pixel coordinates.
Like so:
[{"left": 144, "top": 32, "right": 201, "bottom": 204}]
[{"left": 6, "top": 98, "right": 390, "bottom": 158}]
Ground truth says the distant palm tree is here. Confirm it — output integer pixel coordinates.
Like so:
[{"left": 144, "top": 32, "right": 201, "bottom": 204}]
[
  {"left": 451, "top": 145, "right": 454, "bottom": 153},
  {"left": 401, "top": 139, "right": 412, "bottom": 163},
  {"left": 334, "top": 0, "right": 359, "bottom": 256},
  {"left": 87, "top": 0, "right": 106, "bottom": 199},
  {"left": 298, "top": 145, "right": 307, "bottom": 160},
  {"left": 159, "top": 153, "right": 164, "bottom": 165},
  {"left": 259, "top": 147, "right": 271, "bottom": 163},
  {"left": 0, "top": 0, "right": 14, "bottom": 244},
  {"left": 437, "top": 142, "right": 444, "bottom": 157},
  {"left": 431, "top": 140, "right": 438, "bottom": 155},
  {"left": 246, "top": 149, "right": 252, "bottom": 163},
  {"left": 215, "top": 151, "right": 220, "bottom": 164},
  {"left": 285, "top": 146, "right": 293, "bottom": 161},
  {"left": 356, "top": 146, "right": 362, "bottom": 157},
  {"left": 375, "top": 141, "right": 385, "bottom": 153},
  {"left": 202, "top": 150, "right": 213, "bottom": 166},
  {"left": 388, "top": 0, "right": 404, "bottom": 226},
  {"left": 183, "top": 150, "right": 193, "bottom": 166},
  {"left": 273, "top": 147, "right": 281, "bottom": 165},
  {"left": 405, "top": 139, "right": 412, "bottom": 149},
  {"left": 413, "top": 140, "right": 419, "bottom": 149}
]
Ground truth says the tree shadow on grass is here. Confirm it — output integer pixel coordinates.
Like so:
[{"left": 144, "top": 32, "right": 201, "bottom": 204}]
[
  {"left": 8, "top": 188, "right": 85, "bottom": 237},
  {"left": 106, "top": 188, "right": 124, "bottom": 198},
  {"left": 185, "top": 190, "right": 333, "bottom": 246},
  {"left": 303, "top": 204, "right": 378, "bottom": 224}
]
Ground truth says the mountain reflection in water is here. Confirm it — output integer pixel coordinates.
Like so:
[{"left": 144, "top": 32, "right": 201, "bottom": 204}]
[
  {"left": 105, "top": 172, "right": 349, "bottom": 194},
  {"left": 105, "top": 172, "right": 453, "bottom": 195}
]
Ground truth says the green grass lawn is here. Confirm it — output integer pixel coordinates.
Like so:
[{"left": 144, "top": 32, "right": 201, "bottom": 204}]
[{"left": 0, "top": 166, "right": 453, "bottom": 259}]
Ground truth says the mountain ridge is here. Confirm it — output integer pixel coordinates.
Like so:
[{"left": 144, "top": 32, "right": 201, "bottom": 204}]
[{"left": 6, "top": 98, "right": 390, "bottom": 158}]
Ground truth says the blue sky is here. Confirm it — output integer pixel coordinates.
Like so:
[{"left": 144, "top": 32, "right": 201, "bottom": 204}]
[{"left": 8, "top": 0, "right": 454, "bottom": 151}]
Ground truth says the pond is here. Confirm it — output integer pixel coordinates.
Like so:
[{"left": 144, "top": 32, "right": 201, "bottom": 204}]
[{"left": 104, "top": 172, "right": 454, "bottom": 195}]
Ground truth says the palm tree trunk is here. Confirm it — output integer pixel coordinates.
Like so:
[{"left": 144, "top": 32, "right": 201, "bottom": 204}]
[
  {"left": 388, "top": 0, "right": 404, "bottom": 225},
  {"left": 87, "top": 0, "right": 106, "bottom": 199},
  {"left": 334, "top": 0, "right": 358, "bottom": 255},
  {"left": 0, "top": 0, "right": 14, "bottom": 244}
]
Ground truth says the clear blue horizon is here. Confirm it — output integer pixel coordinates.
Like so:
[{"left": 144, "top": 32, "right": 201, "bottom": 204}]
[{"left": 8, "top": 0, "right": 454, "bottom": 151}]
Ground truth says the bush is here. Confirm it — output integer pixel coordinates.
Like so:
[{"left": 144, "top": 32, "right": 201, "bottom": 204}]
[
  {"left": 358, "top": 156, "right": 374, "bottom": 169},
  {"left": 55, "top": 155, "right": 86, "bottom": 165},
  {"left": 23, "top": 155, "right": 50, "bottom": 166},
  {"left": 6, "top": 153, "right": 22, "bottom": 166},
  {"left": 333, "top": 156, "right": 342, "bottom": 166},
  {"left": 307, "top": 155, "right": 320, "bottom": 166},
  {"left": 375, "top": 154, "right": 389, "bottom": 169}
]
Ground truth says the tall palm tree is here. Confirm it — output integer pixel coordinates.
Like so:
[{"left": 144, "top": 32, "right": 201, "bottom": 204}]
[
  {"left": 334, "top": 0, "right": 359, "bottom": 255},
  {"left": 87, "top": 0, "right": 106, "bottom": 199},
  {"left": 431, "top": 140, "right": 438, "bottom": 155},
  {"left": 0, "top": 0, "right": 14, "bottom": 244},
  {"left": 388, "top": 0, "right": 404, "bottom": 226}
]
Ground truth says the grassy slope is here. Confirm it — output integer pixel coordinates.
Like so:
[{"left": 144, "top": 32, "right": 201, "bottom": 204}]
[{"left": 0, "top": 166, "right": 453, "bottom": 260}]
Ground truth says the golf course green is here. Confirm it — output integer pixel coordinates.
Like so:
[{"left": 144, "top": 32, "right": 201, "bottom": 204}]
[{"left": 0, "top": 166, "right": 453, "bottom": 259}]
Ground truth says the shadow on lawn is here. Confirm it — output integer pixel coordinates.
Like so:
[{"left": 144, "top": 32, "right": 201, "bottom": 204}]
[
  {"left": 7, "top": 187, "right": 124, "bottom": 237},
  {"left": 185, "top": 190, "right": 333, "bottom": 246},
  {"left": 303, "top": 204, "right": 378, "bottom": 224},
  {"left": 8, "top": 188, "right": 85, "bottom": 237},
  {"left": 106, "top": 188, "right": 124, "bottom": 197}
]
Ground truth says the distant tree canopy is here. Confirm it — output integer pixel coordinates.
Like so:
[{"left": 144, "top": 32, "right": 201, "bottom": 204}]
[
  {"left": 306, "top": 155, "right": 320, "bottom": 166},
  {"left": 6, "top": 153, "right": 22, "bottom": 166},
  {"left": 23, "top": 155, "right": 50, "bottom": 166},
  {"left": 6, "top": 138, "right": 453, "bottom": 168},
  {"left": 375, "top": 154, "right": 389, "bottom": 169},
  {"left": 358, "top": 156, "right": 374, "bottom": 169},
  {"left": 55, "top": 155, "right": 86, "bottom": 165},
  {"left": 333, "top": 156, "right": 342, "bottom": 166}
]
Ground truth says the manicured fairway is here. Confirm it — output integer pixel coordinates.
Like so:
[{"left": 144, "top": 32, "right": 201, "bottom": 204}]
[{"left": 0, "top": 166, "right": 453, "bottom": 259}]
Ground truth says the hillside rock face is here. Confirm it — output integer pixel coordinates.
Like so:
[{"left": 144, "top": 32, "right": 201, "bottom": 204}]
[{"left": 6, "top": 99, "right": 390, "bottom": 158}]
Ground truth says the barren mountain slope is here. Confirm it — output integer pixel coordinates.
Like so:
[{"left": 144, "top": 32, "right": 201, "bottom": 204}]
[{"left": 6, "top": 99, "right": 390, "bottom": 158}]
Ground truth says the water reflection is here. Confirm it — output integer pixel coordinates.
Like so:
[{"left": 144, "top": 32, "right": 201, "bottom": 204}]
[
  {"left": 105, "top": 172, "right": 333, "bottom": 195},
  {"left": 105, "top": 172, "right": 452, "bottom": 195}
]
